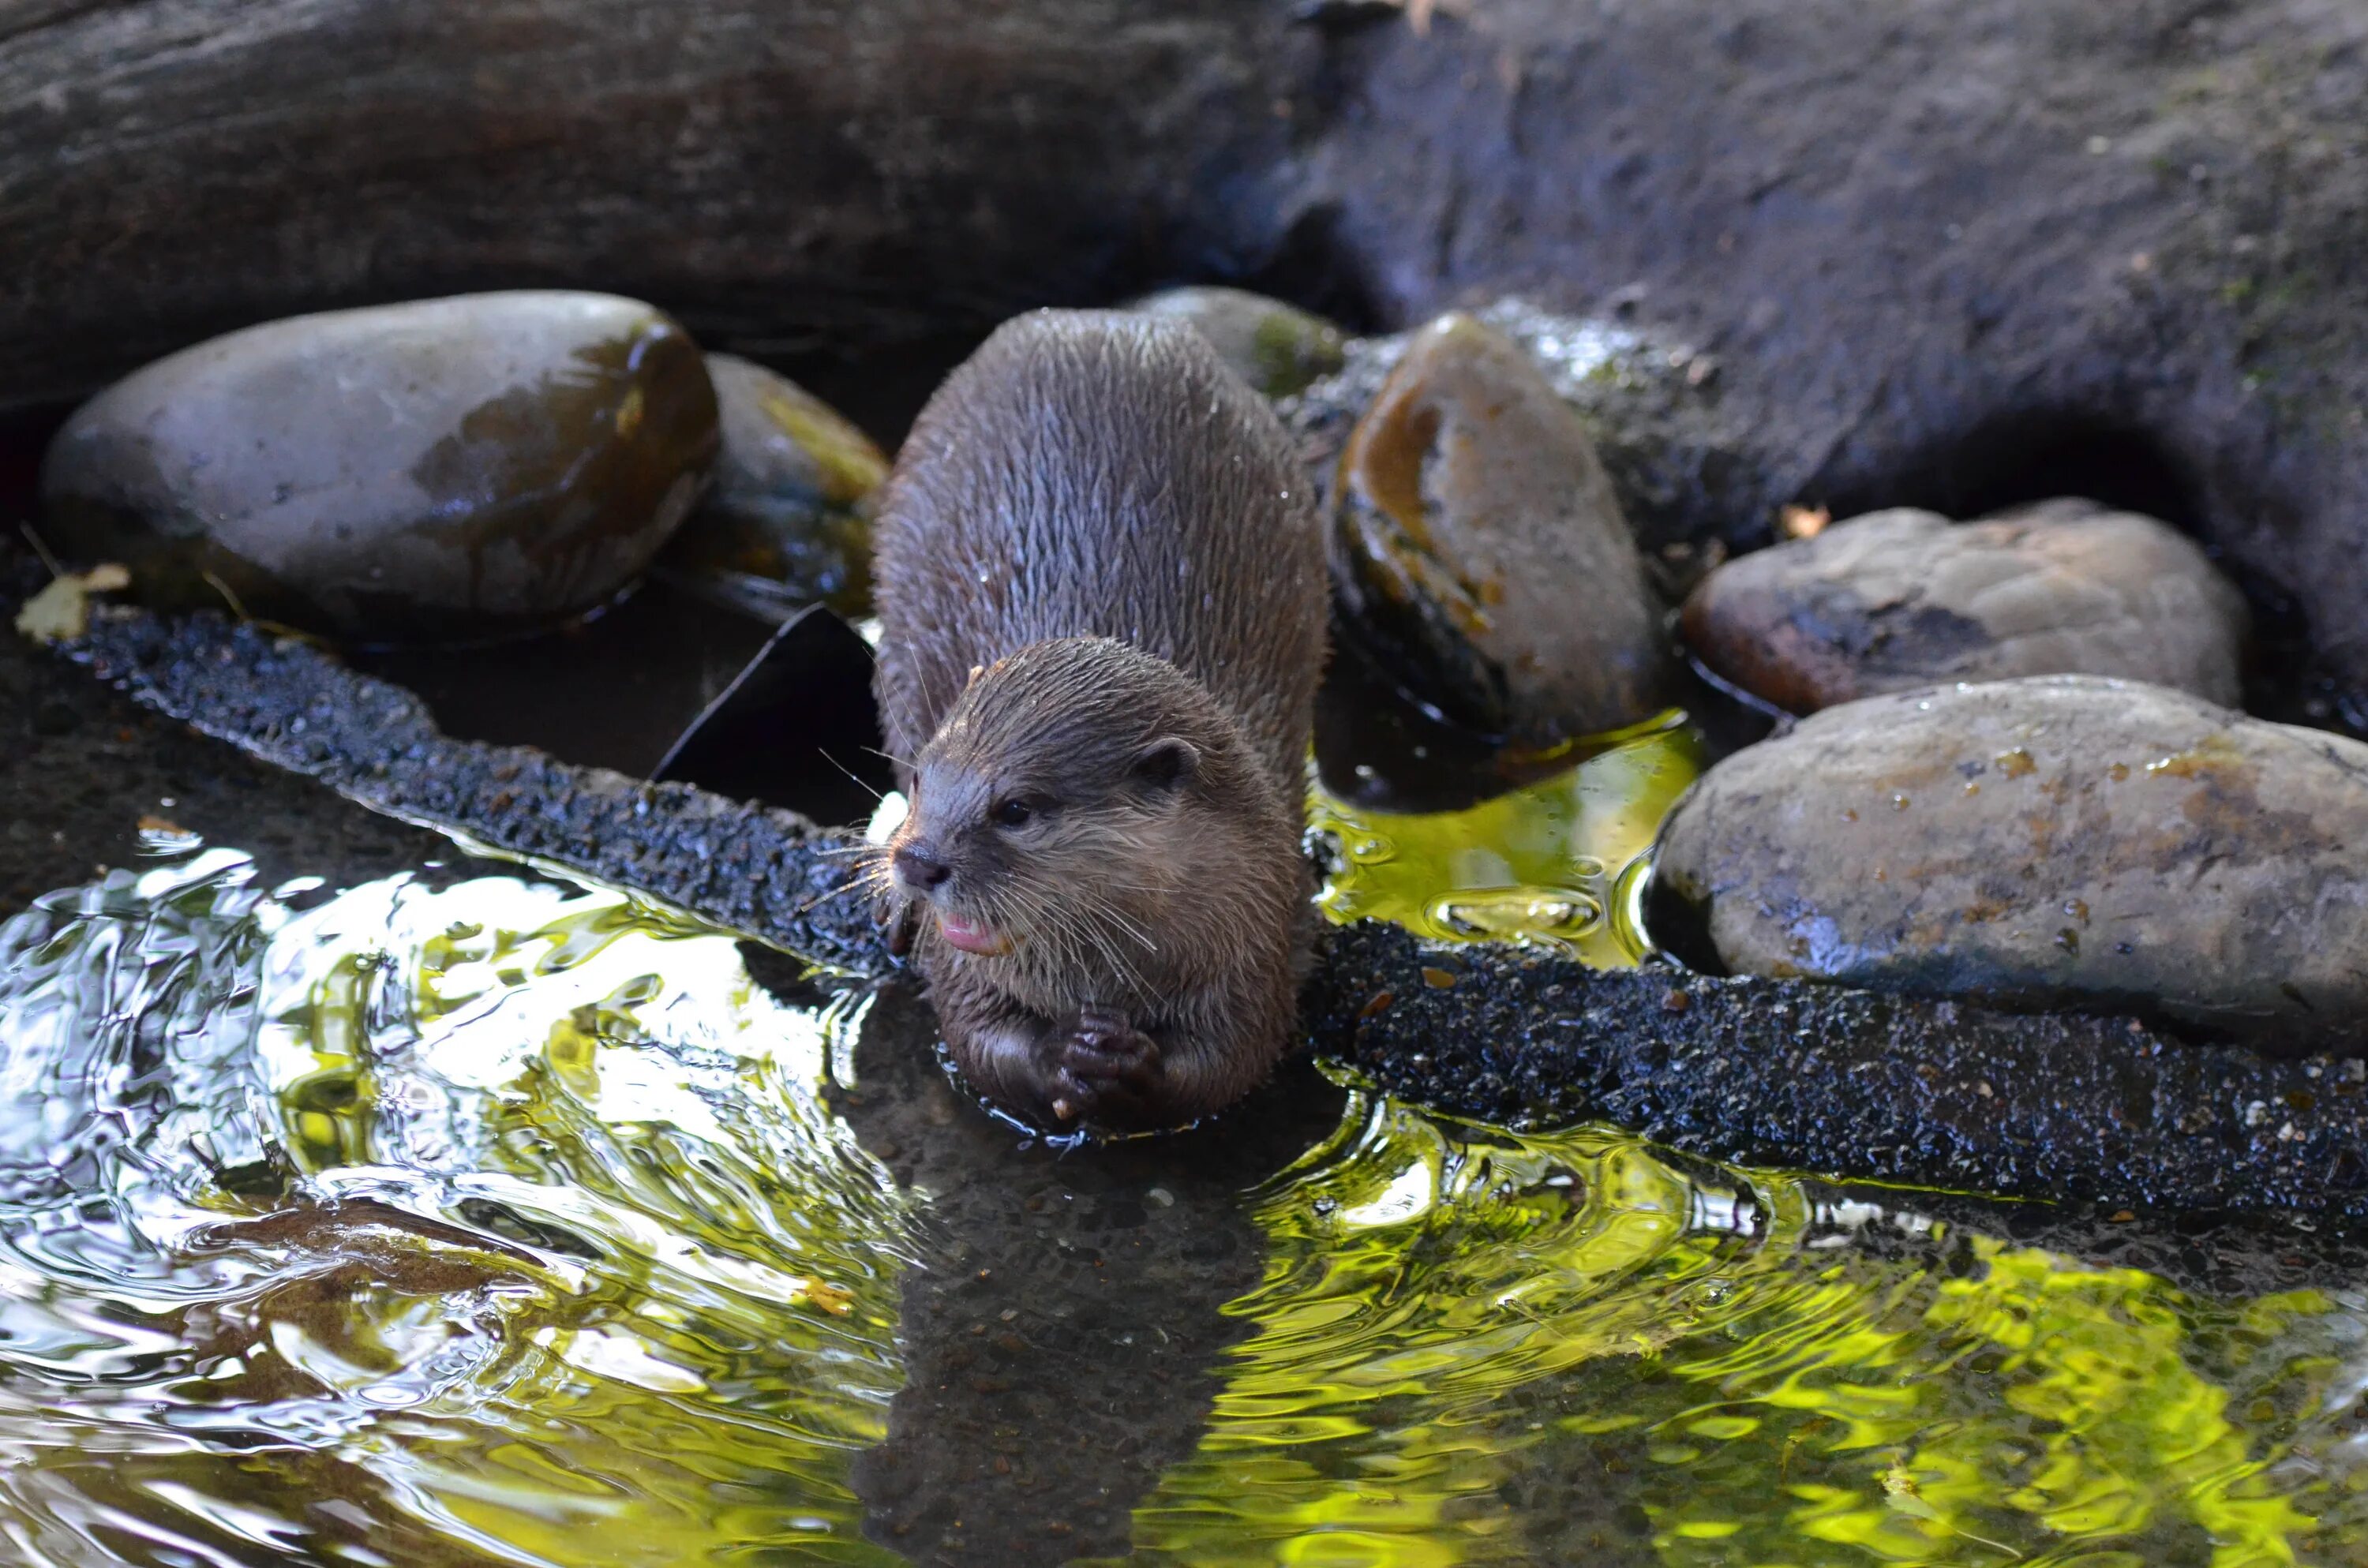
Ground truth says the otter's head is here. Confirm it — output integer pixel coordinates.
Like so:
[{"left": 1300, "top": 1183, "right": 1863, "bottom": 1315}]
[{"left": 886, "top": 638, "right": 1291, "bottom": 1000}]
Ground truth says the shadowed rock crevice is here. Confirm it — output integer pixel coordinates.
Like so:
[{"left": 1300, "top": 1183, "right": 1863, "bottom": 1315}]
[{"left": 1820, "top": 410, "right": 2209, "bottom": 538}]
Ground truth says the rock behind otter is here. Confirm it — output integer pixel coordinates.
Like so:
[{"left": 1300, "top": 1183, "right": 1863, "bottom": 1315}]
[{"left": 871, "top": 310, "right": 1328, "bottom": 1133}]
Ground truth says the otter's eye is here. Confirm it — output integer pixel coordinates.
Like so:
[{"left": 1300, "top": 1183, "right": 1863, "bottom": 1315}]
[{"left": 989, "top": 797, "right": 1036, "bottom": 829}]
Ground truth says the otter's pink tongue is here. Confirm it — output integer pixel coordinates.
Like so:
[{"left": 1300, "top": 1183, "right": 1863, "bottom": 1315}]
[{"left": 935, "top": 913, "right": 1009, "bottom": 956}]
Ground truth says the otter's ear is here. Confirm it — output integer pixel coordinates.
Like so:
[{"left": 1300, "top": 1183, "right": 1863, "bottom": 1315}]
[{"left": 1133, "top": 737, "right": 1200, "bottom": 792}]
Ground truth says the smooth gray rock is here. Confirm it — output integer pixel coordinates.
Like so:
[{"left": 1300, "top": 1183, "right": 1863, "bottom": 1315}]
[
  {"left": 1680, "top": 500, "right": 2252, "bottom": 712},
  {"left": 1655, "top": 675, "right": 2368, "bottom": 1047},
  {"left": 1329, "top": 312, "right": 1671, "bottom": 747},
  {"left": 1127, "top": 285, "right": 1347, "bottom": 398},
  {"left": 39, "top": 291, "right": 718, "bottom": 645},
  {"left": 658, "top": 353, "right": 886, "bottom": 618}
]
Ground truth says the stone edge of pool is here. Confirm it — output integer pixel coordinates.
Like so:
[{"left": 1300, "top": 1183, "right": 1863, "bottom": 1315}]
[{"left": 64, "top": 608, "right": 2368, "bottom": 1227}]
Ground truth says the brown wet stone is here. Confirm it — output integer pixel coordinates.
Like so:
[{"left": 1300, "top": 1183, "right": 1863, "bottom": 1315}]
[
  {"left": 656, "top": 353, "right": 886, "bottom": 619},
  {"left": 1656, "top": 674, "right": 2368, "bottom": 1047},
  {"left": 1126, "top": 286, "right": 1347, "bottom": 398},
  {"left": 1330, "top": 313, "right": 1670, "bottom": 747},
  {"left": 1681, "top": 499, "right": 2250, "bottom": 713},
  {"left": 39, "top": 291, "right": 718, "bottom": 646}
]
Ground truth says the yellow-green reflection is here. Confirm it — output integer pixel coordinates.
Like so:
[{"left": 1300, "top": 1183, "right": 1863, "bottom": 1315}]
[
  {"left": 1, "top": 848, "right": 2364, "bottom": 1566},
  {"left": 264, "top": 874, "right": 914, "bottom": 1564},
  {"left": 0, "top": 853, "right": 913, "bottom": 1566},
  {"left": 1309, "top": 715, "right": 1707, "bottom": 967},
  {"left": 1115, "top": 1095, "right": 2355, "bottom": 1566}
]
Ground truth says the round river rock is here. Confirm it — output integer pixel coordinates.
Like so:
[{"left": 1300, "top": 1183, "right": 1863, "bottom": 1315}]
[
  {"left": 1127, "top": 286, "right": 1347, "bottom": 399},
  {"left": 657, "top": 353, "right": 888, "bottom": 618},
  {"left": 1681, "top": 499, "right": 2250, "bottom": 712},
  {"left": 39, "top": 291, "right": 718, "bottom": 644},
  {"left": 1331, "top": 312, "right": 1671, "bottom": 747},
  {"left": 1654, "top": 675, "right": 2368, "bottom": 1048}
]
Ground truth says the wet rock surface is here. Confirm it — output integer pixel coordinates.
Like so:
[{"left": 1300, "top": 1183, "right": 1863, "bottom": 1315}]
[
  {"left": 56, "top": 608, "right": 2368, "bottom": 1227},
  {"left": 656, "top": 353, "right": 886, "bottom": 618},
  {"left": 1657, "top": 675, "right": 2368, "bottom": 1047},
  {"left": 1329, "top": 313, "right": 1671, "bottom": 744},
  {"left": 1279, "top": 301, "right": 1752, "bottom": 589},
  {"left": 39, "top": 292, "right": 718, "bottom": 644},
  {"left": 1682, "top": 500, "right": 2251, "bottom": 712},
  {"left": 1128, "top": 284, "right": 1347, "bottom": 397}
]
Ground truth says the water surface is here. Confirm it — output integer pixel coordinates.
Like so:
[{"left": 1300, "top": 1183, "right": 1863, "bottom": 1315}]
[{"left": 0, "top": 819, "right": 2361, "bottom": 1564}]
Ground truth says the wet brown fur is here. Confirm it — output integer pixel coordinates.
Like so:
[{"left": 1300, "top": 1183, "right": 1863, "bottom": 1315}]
[{"left": 869, "top": 309, "right": 1327, "bottom": 1132}]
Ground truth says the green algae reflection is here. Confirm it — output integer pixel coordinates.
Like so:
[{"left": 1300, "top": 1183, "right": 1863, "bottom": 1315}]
[
  {"left": 1309, "top": 713, "right": 1707, "bottom": 967},
  {"left": 0, "top": 849, "right": 913, "bottom": 1566},
  {"left": 0, "top": 844, "right": 2360, "bottom": 1565},
  {"left": 1114, "top": 1098, "right": 2359, "bottom": 1566}
]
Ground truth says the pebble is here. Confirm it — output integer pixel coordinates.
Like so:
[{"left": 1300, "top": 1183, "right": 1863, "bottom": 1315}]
[
  {"left": 658, "top": 354, "right": 888, "bottom": 617},
  {"left": 1330, "top": 313, "right": 1672, "bottom": 747},
  {"left": 1654, "top": 675, "right": 2368, "bottom": 1047},
  {"left": 1680, "top": 499, "right": 2250, "bottom": 711},
  {"left": 39, "top": 291, "right": 718, "bottom": 644},
  {"left": 1126, "top": 285, "right": 1347, "bottom": 398}
]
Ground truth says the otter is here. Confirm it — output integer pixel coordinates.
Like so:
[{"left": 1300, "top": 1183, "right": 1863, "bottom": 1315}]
[{"left": 868, "top": 309, "right": 1328, "bottom": 1133}]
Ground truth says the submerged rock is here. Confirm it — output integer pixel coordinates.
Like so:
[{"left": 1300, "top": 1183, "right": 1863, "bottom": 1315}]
[
  {"left": 1681, "top": 500, "right": 2250, "bottom": 712},
  {"left": 657, "top": 354, "right": 887, "bottom": 618},
  {"left": 1655, "top": 675, "right": 2368, "bottom": 1047},
  {"left": 39, "top": 291, "right": 718, "bottom": 645},
  {"left": 1329, "top": 313, "right": 1672, "bottom": 747},
  {"left": 1128, "top": 285, "right": 1347, "bottom": 398}
]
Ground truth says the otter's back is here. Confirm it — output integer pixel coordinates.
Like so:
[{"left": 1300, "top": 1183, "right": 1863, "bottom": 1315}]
[{"left": 871, "top": 310, "right": 1327, "bottom": 792}]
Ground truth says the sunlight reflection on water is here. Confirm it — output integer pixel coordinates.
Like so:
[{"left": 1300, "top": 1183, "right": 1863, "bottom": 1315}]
[{"left": 0, "top": 840, "right": 2358, "bottom": 1566}]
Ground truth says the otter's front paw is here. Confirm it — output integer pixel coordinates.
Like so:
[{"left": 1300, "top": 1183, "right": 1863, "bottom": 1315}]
[{"left": 1047, "top": 1009, "right": 1164, "bottom": 1128}]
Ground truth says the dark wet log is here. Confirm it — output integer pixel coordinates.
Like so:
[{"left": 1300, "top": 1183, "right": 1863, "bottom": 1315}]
[
  {"left": 0, "top": 0, "right": 1304, "bottom": 410},
  {"left": 66, "top": 610, "right": 2368, "bottom": 1227}
]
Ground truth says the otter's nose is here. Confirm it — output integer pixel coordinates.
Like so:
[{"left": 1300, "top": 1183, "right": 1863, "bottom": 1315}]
[{"left": 894, "top": 844, "right": 952, "bottom": 890}]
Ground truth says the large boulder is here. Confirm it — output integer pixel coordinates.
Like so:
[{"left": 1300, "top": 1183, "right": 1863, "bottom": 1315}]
[
  {"left": 39, "top": 292, "right": 717, "bottom": 645},
  {"left": 1680, "top": 500, "right": 2251, "bottom": 712},
  {"left": 1654, "top": 675, "right": 2368, "bottom": 1048}
]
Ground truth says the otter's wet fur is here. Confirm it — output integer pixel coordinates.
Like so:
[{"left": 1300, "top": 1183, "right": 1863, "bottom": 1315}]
[{"left": 869, "top": 309, "right": 1327, "bottom": 1132}]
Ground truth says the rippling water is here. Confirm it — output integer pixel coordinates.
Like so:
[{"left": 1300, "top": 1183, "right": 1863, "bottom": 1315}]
[
  {"left": 0, "top": 831, "right": 2362, "bottom": 1566},
  {"left": 1307, "top": 712, "right": 1705, "bottom": 967}
]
